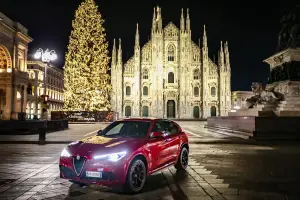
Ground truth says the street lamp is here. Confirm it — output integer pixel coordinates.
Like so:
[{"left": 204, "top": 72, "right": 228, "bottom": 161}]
[{"left": 34, "top": 48, "right": 57, "bottom": 116}]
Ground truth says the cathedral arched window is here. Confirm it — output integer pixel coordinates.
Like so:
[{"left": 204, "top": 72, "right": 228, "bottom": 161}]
[
  {"left": 193, "top": 69, "right": 200, "bottom": 80},
  {"left": 194, "top": 87, "right": 199, "bottom": 97},
  {"left": 143, "top": 86, "right": 148, "bottom": 96},
  {"left": 168, "top": 72, "right": 174, "bottom": 83},
  {"left": 142, "top": 68, "right": 148, "bottom": 79},
  {"left": 211, "top": 87, "right": 216, "bottom": 97},
  {"left": 126, "top": 86, "right": 131, "bottom": 96},
  {"left": 167, "top": 45, "right": 175, "bottom": 61}
]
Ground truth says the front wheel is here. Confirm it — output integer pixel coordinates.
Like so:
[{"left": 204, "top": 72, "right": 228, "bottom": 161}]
[
  {"left": 124, "top": 159, "right": 147, "bottom": 193},
  {"left": 175, "top": 146, "right": 189, "bottom": 170}
]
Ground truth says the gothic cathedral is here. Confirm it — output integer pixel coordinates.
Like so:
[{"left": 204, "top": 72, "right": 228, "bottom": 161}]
[{"left": 111, "top": 7, "right": 231, "bottom": 119}]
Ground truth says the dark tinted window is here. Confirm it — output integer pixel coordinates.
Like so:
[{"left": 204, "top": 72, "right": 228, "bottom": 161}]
[
  {"left": 100, "top": 121, "right": 151, "bottom": 138},
  {"left": 151, "top": 120, "right": 179, "bottom": 135}
]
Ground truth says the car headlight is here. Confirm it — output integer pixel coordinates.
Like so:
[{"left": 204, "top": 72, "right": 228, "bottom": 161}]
[
  {"left": 93, "top": 151, "right": 127, "bottom": 162},
  {"left": 61, "top": 148, "right": 71, "bottom": 157}
]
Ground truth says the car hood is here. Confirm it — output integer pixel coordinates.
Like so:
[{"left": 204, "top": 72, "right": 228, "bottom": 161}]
[{"left": 67, "top": 135, "right": 145, "bottom": 157}]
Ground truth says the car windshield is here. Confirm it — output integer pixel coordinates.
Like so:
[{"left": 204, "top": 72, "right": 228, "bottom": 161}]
[{"left": 99, "top": 121, "right": 151, "bottom": 138}]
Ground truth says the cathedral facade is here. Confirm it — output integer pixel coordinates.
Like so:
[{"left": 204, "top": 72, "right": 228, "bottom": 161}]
[{"left": 111, "top": 7, "right": 231, "bottom": 119}]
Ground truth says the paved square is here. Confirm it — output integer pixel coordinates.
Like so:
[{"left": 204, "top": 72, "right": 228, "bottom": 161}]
[{"left": 0, "top": 122, "right": 299, "bottom": 199}]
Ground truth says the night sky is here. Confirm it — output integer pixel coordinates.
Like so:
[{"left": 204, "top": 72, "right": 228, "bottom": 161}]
[{"left": 1, "top": 0, "right": 299, "bottom": 91}]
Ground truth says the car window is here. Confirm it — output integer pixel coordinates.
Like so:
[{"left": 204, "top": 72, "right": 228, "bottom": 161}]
[
  {"left": 100, "top": 121, "right": 151, "bottom": 138},
  {"left": 151, "top": 121, "right": 164, "bottom": 132},
  {"left": 160, "top": 121, "right": 179, "bottom": 135},
  {"left": 105, "top": 123, "right": 123, "bottom": 136},
  {"left": 168, "top": 122, "right": 179, "bottom": 134}
]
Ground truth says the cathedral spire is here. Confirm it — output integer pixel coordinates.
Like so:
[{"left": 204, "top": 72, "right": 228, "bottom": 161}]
[
  {"left": 186, "top": 8, "right": 190, "bottom": 32},
  {"left": 224, "top": 41, "right": 230, "bottom": 71},
  {"left": 117, "top": 38, "right": 122, "bottom": 65},
  {"left": 152, "top": 7, "right": 156, "bottom": 33},
  {"left": 218, "top": 41, "right": 225, "bottom": 70},
  {"left": 135, "top": 23, "right": 139, "bottom": 48},
  {"left": 203, "top": 25, "right": 207, "bottom": 50},
  {"left": 157, "top": 6, "right": 162, "bottom": 32},
  {"left": 180, "top": 8, "right": 185, "bottom": 32},
  {"left": 112, "top": 38, "right": 116, "bottom": 67}
]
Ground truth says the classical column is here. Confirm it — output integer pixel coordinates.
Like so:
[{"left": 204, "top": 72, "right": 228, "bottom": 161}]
[
  {"left": 22, "top": 86, "right": 27, "bottom": 113},
  {"left": 12, "top": 85, "right": 18, "bottom": 119}
]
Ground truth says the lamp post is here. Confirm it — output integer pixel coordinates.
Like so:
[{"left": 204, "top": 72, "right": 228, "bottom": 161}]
[{"left": 34, "top": 48, "right": 57, "bottom": 116}]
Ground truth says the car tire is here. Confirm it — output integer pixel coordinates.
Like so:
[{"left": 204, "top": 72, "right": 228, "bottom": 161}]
[
  {"left": 175, "top": 146, "right": 189, "bottom": 170},
  {"left": 124, "top": 158, "right": 147, "bottom": 193}
]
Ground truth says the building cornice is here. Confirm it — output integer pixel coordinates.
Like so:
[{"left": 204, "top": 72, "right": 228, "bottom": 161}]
[{"left": 27, "top": 61, "right": 63, "bottom": 73}]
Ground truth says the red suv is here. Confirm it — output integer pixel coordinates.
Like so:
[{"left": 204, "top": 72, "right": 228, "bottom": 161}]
[{"left": 59, "top": 118, "right": 189, "bottom": 193}]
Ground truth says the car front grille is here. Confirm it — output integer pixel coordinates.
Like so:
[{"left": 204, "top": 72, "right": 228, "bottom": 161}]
[
  {"left": 60, "top": 165, "right": 115, "bottom": 182},
  {"left": 73, "top": 156, "right": 86, "bottom": 176}
]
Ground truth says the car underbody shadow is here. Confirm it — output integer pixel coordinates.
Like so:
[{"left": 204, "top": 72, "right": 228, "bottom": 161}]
[{"left": 66, "top": 171, "right": 172, "bottom": 198}]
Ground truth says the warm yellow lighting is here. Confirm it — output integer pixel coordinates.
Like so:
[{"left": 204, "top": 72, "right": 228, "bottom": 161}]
[
  {"left": 17, "top": 92, "right": 21, "bottom": 99},
  {"left": 7, "top": 68, "right": 12, "bottom": 73},
  {"left": 63, "top": 0, "right": 111, "bottom": 111}
]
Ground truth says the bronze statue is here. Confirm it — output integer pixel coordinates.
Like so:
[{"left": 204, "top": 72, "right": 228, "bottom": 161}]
[
  {"left": 246, "top": 82, "right": 283, "bottom": 108},
  {"left": 277, "top": 5, "right": 300, "bottom": 52}
]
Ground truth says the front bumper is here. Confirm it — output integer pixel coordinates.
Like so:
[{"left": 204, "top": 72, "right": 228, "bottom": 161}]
[{"left": 59, "top": 156, "right": 128, "bottom": 185}]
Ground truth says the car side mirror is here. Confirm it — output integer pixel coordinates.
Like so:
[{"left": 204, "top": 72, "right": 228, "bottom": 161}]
[
  {"left": 150, "top": 131, "right": 164, "bottom": 139},
  {"left": 97, "top": 130, "right": 102, "bottom": 135}
]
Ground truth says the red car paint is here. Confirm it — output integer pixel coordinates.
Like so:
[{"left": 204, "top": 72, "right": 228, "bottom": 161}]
[{"left": 59, "top": 118, "right": 189, "bottom": 186}]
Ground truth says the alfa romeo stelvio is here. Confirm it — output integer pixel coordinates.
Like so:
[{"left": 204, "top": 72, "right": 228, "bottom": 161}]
[{"left": 59, "top": 118, "right": 189, "bottom": 193}]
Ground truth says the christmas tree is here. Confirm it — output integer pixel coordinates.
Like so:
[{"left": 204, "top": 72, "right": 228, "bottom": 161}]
[{"left": 64, "top": 0, "right": 111, "bottom": 111}]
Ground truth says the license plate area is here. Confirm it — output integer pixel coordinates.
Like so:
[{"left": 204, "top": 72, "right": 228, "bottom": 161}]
[{"left": 86, "top": 171, "right": 102, "bottom": 178}]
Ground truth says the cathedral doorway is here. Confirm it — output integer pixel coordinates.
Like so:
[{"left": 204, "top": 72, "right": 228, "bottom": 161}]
[
  {"left": 167, "top": 100, "right": 175, "bottom": 118},
  {"left": 125, "top": 106, "right": 131, "bottom": 117},
  {"left": 210, "top": 106, "right": 217, "bottom": 117},
  {"left": 142, "top": 106, "right": 149, "bottom": 117},
  {"left": 193, "top": 106, "right": 200, "bottom": 118}
]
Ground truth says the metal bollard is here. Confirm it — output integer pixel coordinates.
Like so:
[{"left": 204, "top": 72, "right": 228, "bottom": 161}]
[{"left": 38, "top": 121, "right": 47, "bottom": 145}]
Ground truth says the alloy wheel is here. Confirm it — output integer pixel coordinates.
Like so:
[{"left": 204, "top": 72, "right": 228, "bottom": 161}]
[
  {"left": 180, "top": 147, "right": 189, "bottom": 169},
  {"left": 129, "top": 160, "right": 146, "bottom": 192}
]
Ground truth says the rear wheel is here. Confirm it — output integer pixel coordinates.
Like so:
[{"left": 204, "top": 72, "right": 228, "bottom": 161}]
[
  {"left": 175, "top": 146, "right": 189, "bottom": 170},
  {"left": 124, "top": 158, "right": 147, "bottom": 193}
]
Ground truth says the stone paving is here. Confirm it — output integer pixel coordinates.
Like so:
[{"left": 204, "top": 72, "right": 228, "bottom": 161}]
[{"left": 0, "top": 123, "right": 299, "bottom": 199}]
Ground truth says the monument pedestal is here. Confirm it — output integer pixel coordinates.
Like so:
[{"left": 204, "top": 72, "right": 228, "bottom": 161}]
[
  {"left": 207, "top": 7, "right": 300, "bottom": 140},
  {"left": 207, "top": 48, "right": 300, "bottom": 139},
  {"left": 266, "top": 81, "right": 300, "bottom": 116}
]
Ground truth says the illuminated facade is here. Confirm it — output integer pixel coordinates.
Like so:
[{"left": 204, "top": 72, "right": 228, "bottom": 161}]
[
  {"left": 0, "top": 12, "right": 32, "bottom": 120},
  {"left": 0, "top": 13, "right": 64, "bottom": 120},
  {"left": 26, "top": 61, "right": 64, "bottom": 119},
  {"left": 111, "top": 7, "right": 231, "bottom": 119}
]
